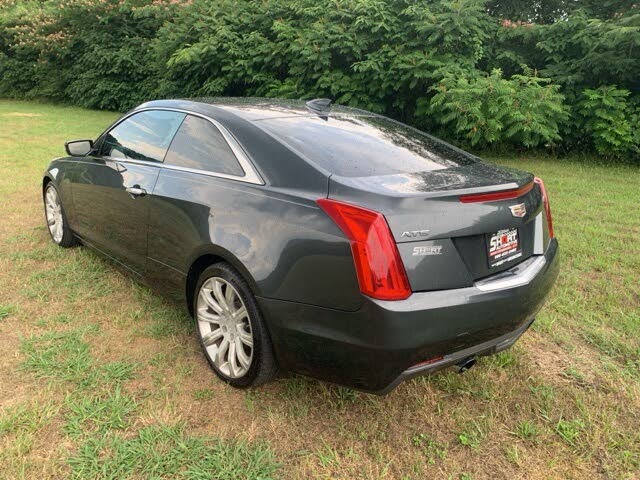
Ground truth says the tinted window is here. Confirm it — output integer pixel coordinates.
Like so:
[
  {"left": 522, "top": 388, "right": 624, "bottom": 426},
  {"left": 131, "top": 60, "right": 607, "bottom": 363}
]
[
  {"left": 258, "top": 115, "right": 477, "bottom": 177},
  {"left": 164, "top": 115, "right": 245, "bottom": 176},
  {"left": 101, "top": 110, "right": 186, "bottom": 162}
]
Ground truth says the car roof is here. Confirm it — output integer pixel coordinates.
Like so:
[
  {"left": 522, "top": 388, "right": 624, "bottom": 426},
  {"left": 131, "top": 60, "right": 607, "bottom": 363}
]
[
  {"left": 135, "top": 97, "right": 379, "bottom": 122},
  {"left": 132, "top": 97, "right": 479, "bottom": 180}
]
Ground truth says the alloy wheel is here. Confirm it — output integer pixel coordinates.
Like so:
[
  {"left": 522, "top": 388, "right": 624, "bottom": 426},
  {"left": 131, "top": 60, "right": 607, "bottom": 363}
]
[
  {"left": 196, "top": 277, "right": 254, "bottom": 378},
  {"left": 45, "top": 185, "right": 64, "bottom": 243}
]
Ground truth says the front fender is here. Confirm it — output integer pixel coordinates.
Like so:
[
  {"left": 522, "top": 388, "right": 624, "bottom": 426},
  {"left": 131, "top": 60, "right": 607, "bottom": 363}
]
[{"left": 43, "top": 158, "right": 76, "bottom": 227}]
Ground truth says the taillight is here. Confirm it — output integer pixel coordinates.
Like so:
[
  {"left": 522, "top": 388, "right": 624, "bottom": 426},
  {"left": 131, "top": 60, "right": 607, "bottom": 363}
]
[
  {"left": 317, "top": 198, "right": 411, "bottom": 301},
  {"left": 459, "top": 181, "right": 534, "bottom": 203},
  {"left": 534, "top": 177, "right": 554, "bottom": 238}
]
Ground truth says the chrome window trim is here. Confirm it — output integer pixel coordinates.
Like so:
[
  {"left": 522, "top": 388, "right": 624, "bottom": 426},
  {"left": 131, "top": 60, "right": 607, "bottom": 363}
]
[
  {"left": 98, "top": 107, "right": 265, "bottom": 185},
  {"left": 100, "top": 157, "right": 162, "bottom": 168}
]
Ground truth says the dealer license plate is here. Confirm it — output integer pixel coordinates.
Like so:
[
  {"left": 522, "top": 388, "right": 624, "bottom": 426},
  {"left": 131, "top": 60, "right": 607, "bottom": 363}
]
[{"left": 487, "top": 228, "right": 522, "bottom": 268}]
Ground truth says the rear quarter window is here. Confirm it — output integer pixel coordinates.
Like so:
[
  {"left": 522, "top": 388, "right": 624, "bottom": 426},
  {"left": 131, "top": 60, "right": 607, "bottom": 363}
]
[{"left": 164, "top": 115, "right": 245, "bottom": 177}]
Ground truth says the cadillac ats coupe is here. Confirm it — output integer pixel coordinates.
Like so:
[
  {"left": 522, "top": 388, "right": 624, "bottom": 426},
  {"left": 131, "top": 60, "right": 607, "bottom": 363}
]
[{"left": 42, "top": 98, "right": 559, "bottom": 393}]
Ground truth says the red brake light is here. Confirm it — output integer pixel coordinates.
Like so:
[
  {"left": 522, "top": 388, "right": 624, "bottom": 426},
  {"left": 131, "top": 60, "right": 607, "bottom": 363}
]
[
  {"left": 317, "top": 198, "right": 411, "bottom": 301},
  {"left": 459, "top": 181, "right": 535, "bottom": 203},
  {"left": 534, "top": 177, "right": 554, "bottom": 238}
]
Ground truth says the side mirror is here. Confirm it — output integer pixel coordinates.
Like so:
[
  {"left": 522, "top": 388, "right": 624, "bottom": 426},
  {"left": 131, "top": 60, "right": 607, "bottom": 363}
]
[{"left": 65, "top": 139, "right": 93, "bottom": 157}]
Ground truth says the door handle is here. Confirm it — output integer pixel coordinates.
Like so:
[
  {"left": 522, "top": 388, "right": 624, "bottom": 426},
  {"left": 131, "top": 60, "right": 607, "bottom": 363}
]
[{"left": 126, "top": 185, "right": 147, "bottom": 197}]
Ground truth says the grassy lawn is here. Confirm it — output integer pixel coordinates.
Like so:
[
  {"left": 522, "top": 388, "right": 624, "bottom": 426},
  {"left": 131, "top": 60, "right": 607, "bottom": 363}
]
[{"left": 0, "top": 99, "right": 638, "bottom": 479}]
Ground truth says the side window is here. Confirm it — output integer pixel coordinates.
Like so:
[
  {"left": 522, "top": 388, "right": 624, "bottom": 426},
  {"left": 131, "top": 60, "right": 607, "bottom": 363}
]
[
  {"left": 101, "top": 110, "right": 186, "bottom": 162},
  {"left": 164, "top": 115, "right": 245, "bottom": 177}
]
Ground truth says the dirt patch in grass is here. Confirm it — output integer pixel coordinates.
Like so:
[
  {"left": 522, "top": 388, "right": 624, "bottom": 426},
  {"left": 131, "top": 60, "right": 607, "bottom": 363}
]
[{"left": 1, "top": 112, "right": 43, "bottom": 117}]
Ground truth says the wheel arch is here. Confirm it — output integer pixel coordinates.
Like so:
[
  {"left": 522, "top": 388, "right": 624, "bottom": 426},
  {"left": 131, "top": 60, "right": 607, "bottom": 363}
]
[
  {"left": 185, "top": 245, "right": 261, "bottom": 317},
  {"left": 42, "top": 175, "right": 54, "bottom": 192}
]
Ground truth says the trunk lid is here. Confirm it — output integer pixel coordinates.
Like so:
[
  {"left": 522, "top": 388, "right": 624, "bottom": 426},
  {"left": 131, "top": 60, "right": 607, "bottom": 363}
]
[{"left": 328, "top": 163, "right": 548, "bottom": 292}]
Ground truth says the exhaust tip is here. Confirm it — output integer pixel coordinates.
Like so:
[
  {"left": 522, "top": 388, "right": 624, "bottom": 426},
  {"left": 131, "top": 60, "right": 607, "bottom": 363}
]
[{"left": 454, "top": 357, "right": 477, "bottom": 374}]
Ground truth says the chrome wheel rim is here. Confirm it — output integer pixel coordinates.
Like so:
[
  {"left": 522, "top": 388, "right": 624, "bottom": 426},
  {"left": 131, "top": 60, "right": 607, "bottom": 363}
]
[
  {"left": 196, "top": 277, "right": 253, "bottom": 378},
  {"left": 45, "top": 186, "right": 63, "bottom": 243}
]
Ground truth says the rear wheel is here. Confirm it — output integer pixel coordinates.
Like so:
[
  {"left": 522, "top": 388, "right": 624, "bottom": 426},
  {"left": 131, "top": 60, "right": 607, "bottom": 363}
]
[
  {"left": 194, "top": 263, "right": 278, "bottom": 388},
  {"left": 43, "top": 183, "right": 77, "bottom": 248}
]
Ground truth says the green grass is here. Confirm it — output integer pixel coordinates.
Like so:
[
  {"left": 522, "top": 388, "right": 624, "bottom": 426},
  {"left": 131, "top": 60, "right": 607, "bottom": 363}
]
[
  {"left": 456, "top": 418, "right": 488, "bottom": 451},
  {"left": 411, "top": 433, "right": 448, "bottom": 465},
  {"left": 21, "top": 329, "right": 96, "bottom": 385},
  {"left": 0, "top": 400, "right": 62, "bottom": 477},
  {"left": 555, "top": 417, "right": 586, "bottom": 448},
  {"left": 67, "top": 424, "right": 280, "bottom": 480},
  {"left": 0, "top": 304, "right": 14, "bottom": 320},
  {"left": 1, "top": 99, "right": 639, "bottom": 479},
  {"left": 511, "top": 420, "right": 539, "bottom": 442},
  {"left": 193, "top": 388, "right": 215, "bottom": 401},
  {"left": 64, "top": 388, "right": 137, "bottom": 438},
  {"left": 0, "top": 401, "right": 59, "bottom": 437},
  {"left": 99, "top": 361, "right": 139, "bottom": 383}
]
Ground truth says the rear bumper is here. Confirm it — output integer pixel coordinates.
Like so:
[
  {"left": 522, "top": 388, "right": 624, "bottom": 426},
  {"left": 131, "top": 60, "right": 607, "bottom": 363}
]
[
  {"left": 377, "top": 317, "right": 533, "bottom": 394},
  {"left": 258, "top": 239, "right": 559, "bottom": 393}
]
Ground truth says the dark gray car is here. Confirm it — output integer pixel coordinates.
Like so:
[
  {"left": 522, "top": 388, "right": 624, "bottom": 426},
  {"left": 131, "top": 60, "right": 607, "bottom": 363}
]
[{"left": 42, "top": 98, "right": 559, "bottom": 393}]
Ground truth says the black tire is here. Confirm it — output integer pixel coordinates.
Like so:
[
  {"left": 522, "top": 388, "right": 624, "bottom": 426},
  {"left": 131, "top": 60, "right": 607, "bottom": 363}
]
[
  {"left": 43, "top": 182, "right": 78, "bottom": 248},
  {"left": 193, "top": 262, "right": 278, "bottom": 388}
]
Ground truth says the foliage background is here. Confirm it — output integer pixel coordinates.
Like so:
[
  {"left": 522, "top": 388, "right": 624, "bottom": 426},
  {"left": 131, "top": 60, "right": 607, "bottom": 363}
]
[{"left": 0, "top": 0, "right": 638, "bottom": 157}]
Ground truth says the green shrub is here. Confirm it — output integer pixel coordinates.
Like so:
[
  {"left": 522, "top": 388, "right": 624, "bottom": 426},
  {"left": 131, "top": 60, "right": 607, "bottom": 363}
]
[
  {"left": 578, "top": 86, "right": 638, "bottom": 157},
  {"left": 427, "top": 68, "right": 568, "bottom": 148},
  {"left": 0, "top": 0, "right": 638, "bottom": 157}
]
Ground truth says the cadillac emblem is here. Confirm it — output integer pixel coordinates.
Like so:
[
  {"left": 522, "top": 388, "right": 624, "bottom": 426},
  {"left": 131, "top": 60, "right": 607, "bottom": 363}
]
[{"left": 509, "top": 203, "right": 526, "bottom": 218}]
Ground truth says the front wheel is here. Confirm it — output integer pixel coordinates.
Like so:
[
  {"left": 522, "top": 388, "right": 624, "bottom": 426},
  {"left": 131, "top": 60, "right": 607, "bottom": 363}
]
[
  {"left": 194, "top": 263, "right": 278, "bottom": 388},
  {"left": 43, "top": 183, "right": 77, "bottom": 248}
]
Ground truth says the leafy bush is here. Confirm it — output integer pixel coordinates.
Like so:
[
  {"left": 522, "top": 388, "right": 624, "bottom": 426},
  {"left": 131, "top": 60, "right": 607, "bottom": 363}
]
[
  {"left": 155, "top": 0, "right": 492, "bottom": 116},
  {"left": 0, "top": 0, "right": 179, "bottom": 110},
  {"left": 0, "top": 0, "right": 638, "bottom": 158},
  {"left": 427, "top": 68, "right": 568, "bottom": 148},
  {"left": 577, "top": 86, "right": 638, "bottom": 157}
]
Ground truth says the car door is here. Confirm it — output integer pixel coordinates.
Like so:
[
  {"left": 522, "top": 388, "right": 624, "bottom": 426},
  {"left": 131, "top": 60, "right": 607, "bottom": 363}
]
[
  {"left": 71, "top": 109, "right": 186, "bottom": 274},
  {"left": 145, "top": 113, "right": 261, "bottom": 297}
]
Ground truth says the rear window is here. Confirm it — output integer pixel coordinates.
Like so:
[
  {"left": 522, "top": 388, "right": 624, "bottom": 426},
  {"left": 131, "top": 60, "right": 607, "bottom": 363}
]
[{"left": 257, "top": 115, "right": 477, "bottom": 177}]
